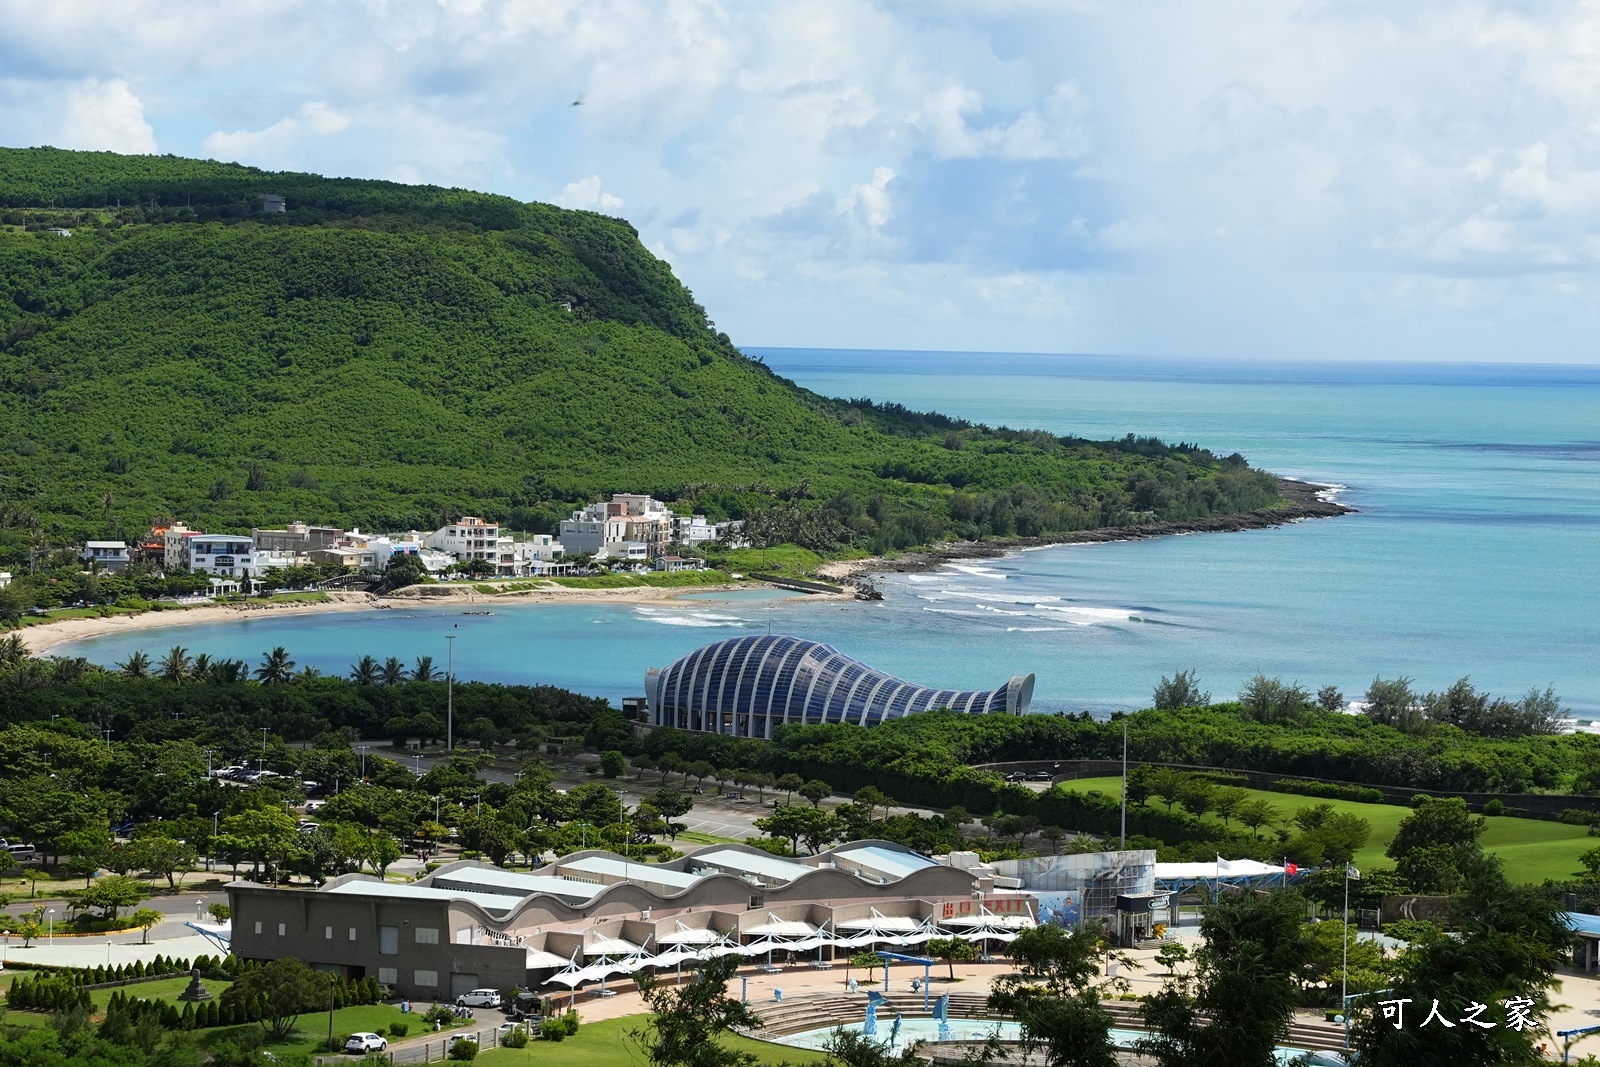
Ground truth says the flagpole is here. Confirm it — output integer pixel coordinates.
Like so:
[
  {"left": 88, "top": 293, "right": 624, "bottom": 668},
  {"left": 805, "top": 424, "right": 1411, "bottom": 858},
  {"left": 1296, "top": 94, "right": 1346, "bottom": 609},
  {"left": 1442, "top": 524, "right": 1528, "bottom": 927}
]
[
  {"left": 1119, "top": 720, "right": 1128, "bottom": 849},
  {"left": 1341, "top": 866, "right": 1350, "bottom": 1008}
]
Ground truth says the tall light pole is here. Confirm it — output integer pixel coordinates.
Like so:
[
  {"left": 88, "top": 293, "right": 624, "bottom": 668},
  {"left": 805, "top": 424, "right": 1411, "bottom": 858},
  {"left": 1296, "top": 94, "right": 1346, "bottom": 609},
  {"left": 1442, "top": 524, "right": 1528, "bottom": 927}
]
[
  {"left": 1119, "top": 719, "right": 1128, "bottom": 850},
  {"left": 260, "top": 727, "right": 269, "bottom": 762},
  {"left": 211, "top": 811, "right": 220, "bottom": 873},
  {"left": 46, "top": 908, "right": 54, "bottom": 944},
  {"left": 445, "top": 635, "right": 456, "bottom": 752}
]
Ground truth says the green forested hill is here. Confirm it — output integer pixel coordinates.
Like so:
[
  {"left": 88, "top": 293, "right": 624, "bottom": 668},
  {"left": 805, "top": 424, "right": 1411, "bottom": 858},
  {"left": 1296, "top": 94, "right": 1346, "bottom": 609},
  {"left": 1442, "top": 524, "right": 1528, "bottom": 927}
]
[{"left": 0, "top": 147, "right": 1282, "bottom": 551}]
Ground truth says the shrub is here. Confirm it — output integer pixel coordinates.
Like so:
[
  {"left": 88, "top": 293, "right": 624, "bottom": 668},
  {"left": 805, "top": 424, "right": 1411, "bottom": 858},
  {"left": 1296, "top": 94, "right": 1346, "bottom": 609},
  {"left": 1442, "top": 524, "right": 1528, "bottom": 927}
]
[
  {"left": 503, "top": 1029, "right": 528, "bottom": 1048},
  {"left": 389, "top": 1021, "right": 409, "bottom": 1038},
  {"left": 425, "top": 1004, "right": 456, "bottom": 1026},
  {"left": 1270, "top": 779, "right": 1385, "bottom": 804},
  {"left": 449, "top": 1038, "right": 479, "bottom": 1060},
  {"left": 561, "top": 1010, "right": 579, "bottom": 1036},
  {"left": 1482, "top": 798, "right": 1505, "bottom": 816},
  {"left": 1560, "top": 809, "right": 1600, "bottom": 826},
  {"left": 538, "top": 1018, "right": 567, "bottom": 1042}
]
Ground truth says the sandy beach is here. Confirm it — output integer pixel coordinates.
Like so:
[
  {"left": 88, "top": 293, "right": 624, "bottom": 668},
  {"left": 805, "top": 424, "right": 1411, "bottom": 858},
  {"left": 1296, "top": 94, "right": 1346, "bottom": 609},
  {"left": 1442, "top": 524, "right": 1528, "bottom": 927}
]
[{"left": 19, "top": 581, "right": 834, "bottom": 657}]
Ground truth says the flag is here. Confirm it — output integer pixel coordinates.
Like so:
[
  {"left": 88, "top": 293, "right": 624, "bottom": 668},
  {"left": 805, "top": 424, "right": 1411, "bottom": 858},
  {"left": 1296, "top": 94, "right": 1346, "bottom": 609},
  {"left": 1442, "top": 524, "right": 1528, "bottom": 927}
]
[
  {"left": 1284, "top": 863, "right": 1299, "bottom": 875},
  {"left": 1346, "top": 864, "right": 1361, "bottom": 880}
]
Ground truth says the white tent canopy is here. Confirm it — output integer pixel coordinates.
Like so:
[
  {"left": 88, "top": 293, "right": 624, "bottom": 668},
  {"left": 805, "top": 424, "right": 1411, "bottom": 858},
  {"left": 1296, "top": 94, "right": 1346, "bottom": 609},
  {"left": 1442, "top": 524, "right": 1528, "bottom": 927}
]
[{"left": 657, "top": 922, "right": 724, "bottom": 945}]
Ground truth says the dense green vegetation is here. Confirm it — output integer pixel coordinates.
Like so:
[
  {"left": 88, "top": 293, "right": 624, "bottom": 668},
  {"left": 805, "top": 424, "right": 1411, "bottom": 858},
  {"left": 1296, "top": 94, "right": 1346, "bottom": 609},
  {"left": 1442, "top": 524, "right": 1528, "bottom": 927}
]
[{"left": 0, "top": 148, "right": 1281, "bottom": 564}]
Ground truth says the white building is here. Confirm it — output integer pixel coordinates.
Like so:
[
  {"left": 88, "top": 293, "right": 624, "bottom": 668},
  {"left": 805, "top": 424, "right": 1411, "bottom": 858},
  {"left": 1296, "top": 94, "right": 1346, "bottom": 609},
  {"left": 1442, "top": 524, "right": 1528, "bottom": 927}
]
[
  {"left": 425, "top": 517, "right": 512, "bottom": 574},
  {"left": 82, "top": 541, "right": 130, "bottom": 573},
  {"left": 560, "top": 494, "right": 674, "bottom": 560},
  {"left": 163, "top": 523, "right": 204, "bottom": 571},
  {"left": 672, "top": 514, "right": 742, "bottom": 547},
  {"left": 513, "top": 535, "right": 564, "bottom": 569},
  {"left": 0, "top": 571, "right": 11, "bottom": 589},
  {"left": 188, "top": 535, "right": 296, "bottom": 578}
]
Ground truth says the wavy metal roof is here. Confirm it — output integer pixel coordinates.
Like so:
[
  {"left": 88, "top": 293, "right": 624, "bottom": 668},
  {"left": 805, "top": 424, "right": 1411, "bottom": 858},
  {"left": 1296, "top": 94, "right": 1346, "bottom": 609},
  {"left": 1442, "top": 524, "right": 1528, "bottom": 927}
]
[{"left": 646, "top": 634, "right": 1033, "bottom": 730}]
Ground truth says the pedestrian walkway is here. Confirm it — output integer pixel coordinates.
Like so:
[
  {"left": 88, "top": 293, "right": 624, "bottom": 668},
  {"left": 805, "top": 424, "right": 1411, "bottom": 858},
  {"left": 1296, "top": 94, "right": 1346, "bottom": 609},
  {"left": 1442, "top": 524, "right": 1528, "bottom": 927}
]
[{"left": 0, "top": 933, "right": 216, "bottom": 971}]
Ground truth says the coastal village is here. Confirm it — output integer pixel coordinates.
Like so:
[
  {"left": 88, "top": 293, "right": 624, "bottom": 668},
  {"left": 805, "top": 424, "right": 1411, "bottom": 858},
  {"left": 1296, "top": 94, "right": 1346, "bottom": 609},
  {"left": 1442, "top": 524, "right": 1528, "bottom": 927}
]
[{"left": 58, "top": 494, "right": 740, "bottom": 593}]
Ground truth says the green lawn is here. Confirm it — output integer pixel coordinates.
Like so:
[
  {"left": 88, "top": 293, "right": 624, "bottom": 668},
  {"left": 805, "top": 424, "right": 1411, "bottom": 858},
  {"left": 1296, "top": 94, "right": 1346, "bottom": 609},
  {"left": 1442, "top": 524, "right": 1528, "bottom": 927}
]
[
  {"left": 4, "top": 976, "right": 457, "bottom": 1058},
  {"left": 674, "top": 830, "right": 741, "bottom": 846},
  {"left": 88, "top": 975, "right": 234, "bottom": 1010},
  {"left": 476, "top": 1016, "right": 824, "bottom": 1066},
  {"left": 1056, "top": 776, "right": 1593, "bottom": 882},
  {"left": 198, "top": 1002, "right": 461, "bottom": 1058}
]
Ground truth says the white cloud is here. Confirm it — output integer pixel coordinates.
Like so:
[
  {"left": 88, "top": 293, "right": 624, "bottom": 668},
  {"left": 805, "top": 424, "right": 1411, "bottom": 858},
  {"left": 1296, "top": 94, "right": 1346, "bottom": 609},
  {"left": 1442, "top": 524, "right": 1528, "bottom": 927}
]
[
  {"left": 58, "top": 78, "right": 156, "bottom": 154},
  {"left": 13, "top": 1, "right": 1600, "bottom": 357},
  {"left": 840, "top": 166, "right": 894, "bottom": 229},
  {"left": 553, "top": 175, "right": 624, "bottom": 212},
  {"left": 203, "top": 102, "right": 350, "bottom": 164}
]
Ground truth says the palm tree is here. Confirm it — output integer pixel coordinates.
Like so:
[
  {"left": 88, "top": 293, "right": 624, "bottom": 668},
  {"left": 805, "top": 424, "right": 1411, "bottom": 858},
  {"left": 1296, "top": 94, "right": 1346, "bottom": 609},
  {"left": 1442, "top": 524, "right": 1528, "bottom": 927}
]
[
  {"left": 100, "top": 492, "right": 115, "bottom": 523},
  {"left": 117, "top": 650, "right": 152, "bottom": 679},
  {"left": 0, "top": 633, "right": 27, "bottom": 669},
  {"left": 411, "top": 655, "right": 438, "bottom": 682},
  {"left": 380, "top": 657, "right": 409, "bottom": 686},
  {"left": 253, "top": 647, "right": 295, "bottom": 684},
  {"left": 296, "top": 665, "right": 322, "bottom": 683},
  {"left": 158, "top": 645, "right": 193, "bottom": 684},
  {"left": 349, "top": 655, "right": 380, "bottom": 686},
  {"left": 211, "top": 658, "right": 248, "bottom": 684},
  {"left": 191, "top": 653, "right": 213, "bottom": 680}
]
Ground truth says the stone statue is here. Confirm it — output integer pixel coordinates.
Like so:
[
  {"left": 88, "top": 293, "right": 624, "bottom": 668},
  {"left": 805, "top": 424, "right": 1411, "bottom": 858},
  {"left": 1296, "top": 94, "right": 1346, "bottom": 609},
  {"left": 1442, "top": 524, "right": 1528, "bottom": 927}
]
[{"left": 177, "top": 966, "right": 213, "bottom": 1002}]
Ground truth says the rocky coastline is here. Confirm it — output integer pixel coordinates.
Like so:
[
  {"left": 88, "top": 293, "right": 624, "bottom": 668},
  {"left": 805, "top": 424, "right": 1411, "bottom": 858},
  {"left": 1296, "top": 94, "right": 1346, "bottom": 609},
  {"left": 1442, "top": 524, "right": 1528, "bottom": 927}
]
[{"left": 816, "top": 477, "right": 1353, "bottom": 581}]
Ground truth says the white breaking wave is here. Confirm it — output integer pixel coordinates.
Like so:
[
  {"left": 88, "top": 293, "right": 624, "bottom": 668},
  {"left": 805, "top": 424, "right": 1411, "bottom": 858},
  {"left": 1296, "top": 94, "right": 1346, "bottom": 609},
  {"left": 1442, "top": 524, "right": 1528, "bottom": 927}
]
[
  {"left": 1006, "top": 626, "right": 1073, "bottom": 632},
  {"left": 635, "top": 608, "right": 748, "bottom": 628},
  {"left": 905, "top": 574, "right": 943, "bottom": 583},
  {"left": 945, "top": 563, "right": 1008, "bottom": 580},
  {"left": 940, "top": 589, "right": 1065, "bottom": 606}
]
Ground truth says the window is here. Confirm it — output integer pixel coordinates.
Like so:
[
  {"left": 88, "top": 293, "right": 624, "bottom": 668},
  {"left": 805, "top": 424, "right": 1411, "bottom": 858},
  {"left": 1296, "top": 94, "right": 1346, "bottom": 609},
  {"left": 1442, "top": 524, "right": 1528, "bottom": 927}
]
[
  {"left": 377, "top": 968, "right": 398, "bottom": 986},
  {"left": 324, "top": 926, "right": 333, "bottom": 940},
  {"left": 414, "top": 970, "right": 438, "bottom": 988},
  {"left": 253, "top": 921, "right": 262, "bottom": 935},
  {"left": 277, "top": 923, "right": 286, "bottom": 936},
  {"left": 349, "top": 927, "right": 357, "bottom": 941},
  {"left": 379, "top": 926, "right": 399, "bottom": 955},
  {"left": 415, "top": 927, "right": 439, "bottom": 945}
]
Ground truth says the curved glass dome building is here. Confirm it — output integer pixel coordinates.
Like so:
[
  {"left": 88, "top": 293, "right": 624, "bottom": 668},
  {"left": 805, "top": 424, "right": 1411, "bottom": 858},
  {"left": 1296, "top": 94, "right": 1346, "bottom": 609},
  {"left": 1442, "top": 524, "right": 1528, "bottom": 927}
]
[{"left": 645, "top": 635, "right": 1035, "bottom": 737}]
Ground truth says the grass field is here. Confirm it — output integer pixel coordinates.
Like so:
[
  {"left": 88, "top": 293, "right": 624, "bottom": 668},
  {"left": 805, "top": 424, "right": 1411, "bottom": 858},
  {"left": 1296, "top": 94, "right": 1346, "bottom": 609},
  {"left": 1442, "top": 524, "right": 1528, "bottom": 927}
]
[
  {"left": 1056, "top": 776, "right": 1593, "bottom": 882},
  {"left": 2, "top": 976, "right": 461, "bottom": 1057},
  {"left": 674, "top": 830, "right": 741, "bottom": 846},
  {"left": 477, "top": 1016, "right": 824, "bottom": 1066}
]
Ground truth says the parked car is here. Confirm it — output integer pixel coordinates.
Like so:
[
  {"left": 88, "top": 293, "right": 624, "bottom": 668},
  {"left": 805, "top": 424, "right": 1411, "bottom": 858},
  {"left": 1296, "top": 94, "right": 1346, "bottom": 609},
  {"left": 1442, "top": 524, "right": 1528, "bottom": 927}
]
[
  {"left": 455, "top": 988, "right": 502, "bottom": 1008},
  {"left": 1004, "top": 771, "right": 1025, "bottom": 782},
  {"left": 1029, "top": 771, "right": 1053, "bottom": 781},
  {"left": 497, "top": 1022, "right": 528, "bottom": 1039},
  {"left": 344, "top": 1032, "right": 387, "bottom": 1053},
  {"left": 111, "top": 822, "right": 136, "bottom": 836},
  {"left": 7, "top": 844, "right": 37, "bottom": 862}
]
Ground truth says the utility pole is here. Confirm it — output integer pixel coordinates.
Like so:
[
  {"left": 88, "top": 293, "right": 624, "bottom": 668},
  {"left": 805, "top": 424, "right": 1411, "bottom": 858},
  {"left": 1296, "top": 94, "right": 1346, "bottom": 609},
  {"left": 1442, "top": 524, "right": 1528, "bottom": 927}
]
[
  {"left": 260, "top": 727, "right": 268, "bottom": 761},
  {"left": 446, "top": 634, "right": 456, "bottom": 752},
  {"left": 1119, "top": 719, "right": 1128, "bottom": 849}
]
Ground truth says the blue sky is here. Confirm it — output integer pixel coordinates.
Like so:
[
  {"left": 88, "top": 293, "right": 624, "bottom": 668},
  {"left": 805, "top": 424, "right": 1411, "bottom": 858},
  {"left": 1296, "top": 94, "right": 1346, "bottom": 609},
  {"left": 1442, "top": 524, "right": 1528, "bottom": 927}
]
[{"left": 4, "top": 1, "right": 1600, "bottom": 362}]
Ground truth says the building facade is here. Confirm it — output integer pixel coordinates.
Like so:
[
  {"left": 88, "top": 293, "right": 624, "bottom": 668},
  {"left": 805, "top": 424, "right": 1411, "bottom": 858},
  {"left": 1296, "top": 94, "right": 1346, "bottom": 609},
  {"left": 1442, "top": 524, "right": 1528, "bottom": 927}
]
[
  {"left": 253, "top": 523, "right": 345, "bottom": 555},
  {"left": 560, "top": 495, "right": 674, "bottom": 560},
  {"left": 425, "top": 518, "right": 512, "bottom": 574},
  {"left": 645, "top": 635, "right": 1035, "bottom": 737},
  {"left": 189, "top": 535, "right": 296, "bottom": 577},
  {"left": 82, "top": 541, "right": 130, "bottom": 573},
  {"left": 226, "top": 841, "right": 1012, "bottom": 1000}
]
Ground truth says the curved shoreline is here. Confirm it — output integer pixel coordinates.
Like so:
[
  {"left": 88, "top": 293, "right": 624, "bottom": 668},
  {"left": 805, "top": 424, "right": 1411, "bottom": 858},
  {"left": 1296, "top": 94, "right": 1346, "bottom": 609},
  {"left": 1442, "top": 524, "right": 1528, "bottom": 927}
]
[
  {"left": 20, "top": 582, "right": 833, "bottom": 658},
  {"left": 815, "top": 477, "right": 1352, "bottom": 581},
  {"left": 21, "top": 480, "right": 1346, "bottom": 656}
]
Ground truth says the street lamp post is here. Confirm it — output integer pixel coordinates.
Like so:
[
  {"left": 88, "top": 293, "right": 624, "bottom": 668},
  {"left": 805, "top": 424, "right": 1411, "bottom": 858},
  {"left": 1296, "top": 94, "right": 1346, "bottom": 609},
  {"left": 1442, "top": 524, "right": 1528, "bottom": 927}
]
[
  {"left": 474, "top": 794, "right": 480, "bottom": 818},
  {"left": 261, "top": 727, "right": 268, "bottom": 760},
  {"left": 445, "top": 635, "right": 456, "bottom": 752},
  {"left": 46, "top": 908, "right": 54, "bottom": 944},
  {"left": 211, "top": 811, "right": 220, "bottom": 873},
  {"left": 106, "top": 940, "right": 112, "bottom": 966}
]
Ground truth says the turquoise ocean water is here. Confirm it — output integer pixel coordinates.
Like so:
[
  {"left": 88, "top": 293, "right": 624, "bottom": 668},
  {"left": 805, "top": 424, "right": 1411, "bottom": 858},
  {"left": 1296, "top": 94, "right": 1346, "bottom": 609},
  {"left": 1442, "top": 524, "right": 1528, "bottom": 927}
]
[{"left": 54, "top": 351, "right": 1600, "bottom": 715}]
